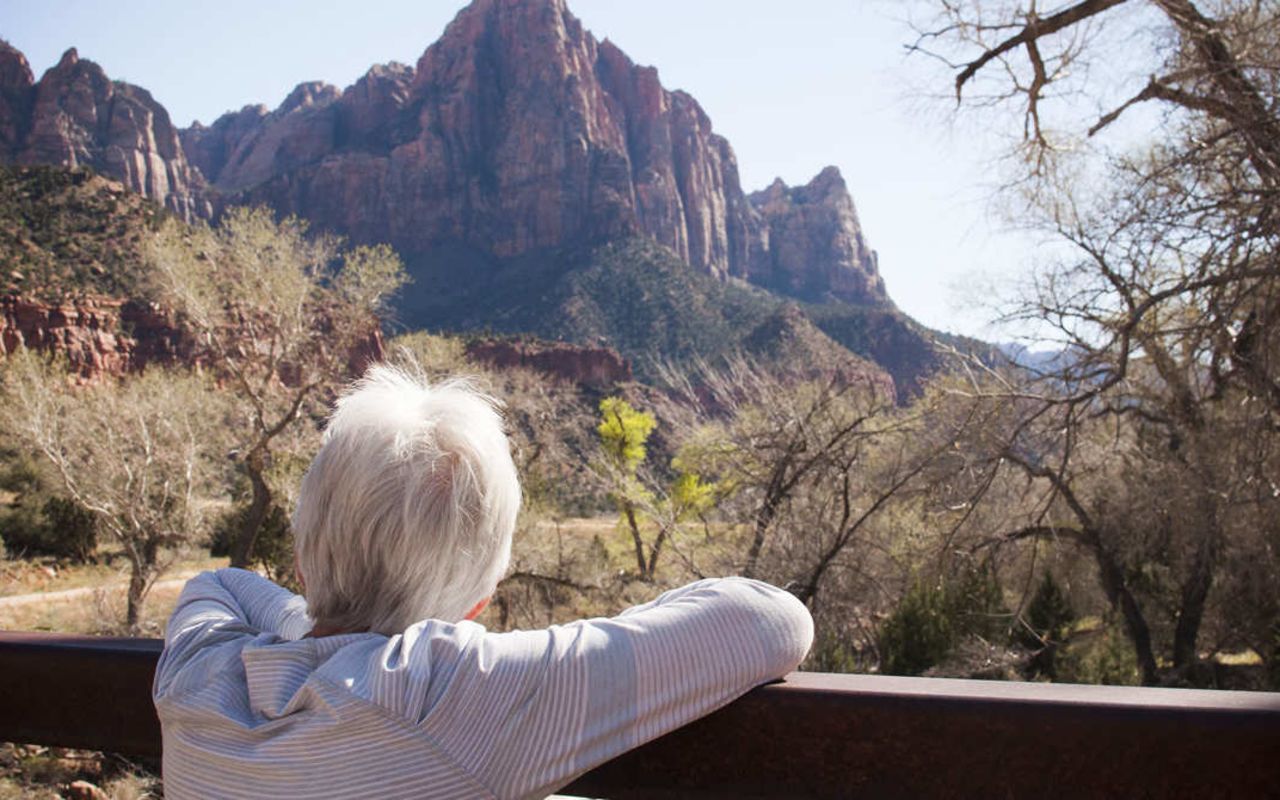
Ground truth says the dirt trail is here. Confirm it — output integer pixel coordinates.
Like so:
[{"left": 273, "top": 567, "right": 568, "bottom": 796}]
[{"left": 0, "top": 570, "right": 204, "bottom": 609}]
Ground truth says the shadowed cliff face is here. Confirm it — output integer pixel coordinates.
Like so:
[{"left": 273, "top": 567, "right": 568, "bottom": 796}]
[{"left": 0, "top": 43, "right": 205, "bottom": 221}]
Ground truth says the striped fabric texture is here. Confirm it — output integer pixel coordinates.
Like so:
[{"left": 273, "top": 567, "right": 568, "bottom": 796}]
[{"left": 153, "top": 569, "right": 814, "bottom": 799}]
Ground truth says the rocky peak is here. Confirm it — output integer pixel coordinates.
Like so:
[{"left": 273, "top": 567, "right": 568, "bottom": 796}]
[
  {"left": 798, "top": 165, "right": 850, "bottom": 202},
  {"left": 0, "top": 40, "right": 34, "bottom": 91},
  {"left": 181, "top": 104, "right": 268, "bottom": 185},
  {"left": 0, "top": 43, "right": 205, "bottom": 219},
  {"left": 0, "top": 41, "right": 35, "bottom": 158},
  {"left": 338, "top": 63, "right": 414, "bottom": 151},
  {"left": 278, "top": 81, "right": 340, "bottom": 116},
  {"left": 748, "top": 166, "right": 886, "bottom": 305}
]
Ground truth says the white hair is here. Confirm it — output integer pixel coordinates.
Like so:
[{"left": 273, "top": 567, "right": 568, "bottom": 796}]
[{"left": 292, "top": 364, "right": 521, "bottom": 634}]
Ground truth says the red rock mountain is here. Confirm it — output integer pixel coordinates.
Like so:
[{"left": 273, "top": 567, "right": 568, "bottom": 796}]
[
  {"left": 750, "top": 167, "right": 885, "bottom": 303},
  {"left": 0, "top": 42, "right": 205, "bottom": 221},
  {"left": 1, "top": 0, "right": 890, "bottom": 307}
]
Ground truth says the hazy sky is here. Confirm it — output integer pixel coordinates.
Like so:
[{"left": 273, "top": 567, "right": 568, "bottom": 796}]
[{"left": 1, "top": 0, "right": 1050, "bottom": 340}]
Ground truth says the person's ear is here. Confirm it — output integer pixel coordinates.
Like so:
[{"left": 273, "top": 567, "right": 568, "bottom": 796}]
[{"left": 464, "top": 597, "right": 490, "bottom": 621}]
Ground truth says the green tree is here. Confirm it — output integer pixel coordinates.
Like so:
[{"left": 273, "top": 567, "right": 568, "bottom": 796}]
[
  {"left": 146, "top": 207, "right": 405, "bottom": 568},
  {"left": 596, "top": 397, "right": 659, "bottom": 579}
]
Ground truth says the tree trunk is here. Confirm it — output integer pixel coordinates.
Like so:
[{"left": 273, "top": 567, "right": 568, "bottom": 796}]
[
  {"left": 646, "top": 525, "right": 670, "bottom": 580},
  {"left": 231, "top": 451, "right": 272, "bottom": 569},
  {"left": 1172, "top": 505, "right": 1220, "bottom": 673},
  {"left": 125, "top": 543, "right": 156, "bottom": 634},
  {"left": 126, "top": 567, "right": 145, "bottom": 633},
  {"left": 744, "top": 495, "right": 782, "bottom": 579},
  {"left": 624, "top": 502, "right": 647, "bottom": 578},
  {"left": 1093, "top": 538, "right": 1160, "bottom": 685}
]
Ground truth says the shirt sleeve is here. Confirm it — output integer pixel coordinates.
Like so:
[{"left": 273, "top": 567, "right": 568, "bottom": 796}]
[
  {"left": 413, "top": 577, "right": 813, "bottom": 800},
  {"left": 154, "top": 569, "right": 311, "bottom": 699}
]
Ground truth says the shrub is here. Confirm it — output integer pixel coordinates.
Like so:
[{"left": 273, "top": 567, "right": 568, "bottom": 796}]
[
  {"left": 878, "top": 581, "right": 955, "bottom": 676},
  {"left": 1017, "top": 572, "right": 1077, "bottom": 679},
  {"left": 1056, "top": 621, "right": 1142, "bottom": 686},
  {"left": 0, "top": 496, "right": 98, "bottom": 562},
  {"left": 37, "top": 497, "right": 98, "bottom": 563},
  {"left": 878, "top": 564, "right": 1007, "bottom": 676}
]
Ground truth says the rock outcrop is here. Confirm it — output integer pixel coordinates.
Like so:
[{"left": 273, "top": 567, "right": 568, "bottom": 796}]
[
  {"left": 0, "top": 294, "right": 192, "bottom": 377},
  {"left": 1, "top": 45, "right": 204, "bottom": 220},
  {"left": 750, "top": 167, "right": 886, "bottom": 304},
  {"left": 465, "top": 338, "right": 631, "bottom": 389},
  {"left": 0, "top": 41, "right": 35, "bottom": 160},
  {"left": 1, "top": 292, "right": 386, "bottom": 382}
]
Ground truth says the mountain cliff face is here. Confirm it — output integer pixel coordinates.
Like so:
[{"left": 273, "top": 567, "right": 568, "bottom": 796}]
[
  {"left": 0, "top": 1, "right": 931, "bottom": 392},
  {"left": 1, "top": 3, "right": 890, "bottom": 306},
  {"left": 173, "top": 0, "right": 885, "bottom": 307},
  {"left": 0, "top": 42, "right": 35, "bottom": 159},
  {"left": 0, "top": 42, "right": 205, "bottom": 221},
  {"left": 750, "top": 167, "right": 885, "bottom": 304}
]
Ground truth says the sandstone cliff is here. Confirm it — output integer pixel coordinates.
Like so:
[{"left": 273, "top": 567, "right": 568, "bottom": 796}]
[
  {"left": 750, "top": 167, "right": 886, "bottom": 304},
  {"left": 175, "top": 0, "right": 887, "bottom": 307},
  {"left": 0, "top": 294, "right": 192, "bottom": 377},
  {"left": 465, "top": 338, "right": 632, "bottom": 389},
  {"left": 0, "top": 44, "right": 204, "bottom": 220}
]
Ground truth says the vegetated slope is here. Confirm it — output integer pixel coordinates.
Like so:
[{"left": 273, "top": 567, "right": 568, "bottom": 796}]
[
  {"left": 400, "top": 235, "right": 926, "bottom": 391},
  {"left": 401, "top": 237, "right": 775, "bottom": 372},
  {"left": 0, "top": 165, "right": 164, "bottom": 300}
]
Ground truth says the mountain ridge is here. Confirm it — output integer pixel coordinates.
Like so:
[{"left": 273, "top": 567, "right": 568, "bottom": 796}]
[{"left": 0, "top": 1, "right": 956, "bottom": 397}]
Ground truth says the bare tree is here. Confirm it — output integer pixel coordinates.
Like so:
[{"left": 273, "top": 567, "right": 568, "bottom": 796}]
[
  {"left": 0, "top": 352, "right": 227, "bottom": 631},
  {"left": 909, "top": 0, "right": 1280, "bottom": 685},
  {"left": 662, "top": 357, "right": 906, "bottom": 582},
  {"left": 146, "top": 207, "right": 405, "bottom": 568}
]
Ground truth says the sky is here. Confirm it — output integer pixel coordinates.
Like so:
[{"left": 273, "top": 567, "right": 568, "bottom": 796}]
[{"left": 1, "top": 0, "right": 1055, "bottom": 341}]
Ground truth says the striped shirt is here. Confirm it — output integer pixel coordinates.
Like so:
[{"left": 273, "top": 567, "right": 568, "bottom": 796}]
[{"left": 153, "top": 568, "right": 814, "bottom": 799}]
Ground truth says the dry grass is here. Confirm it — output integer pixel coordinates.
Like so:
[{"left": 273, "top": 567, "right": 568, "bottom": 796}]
[
  {"left": 0, "top": 746, "right": 158, "bottom": 800},
  {"left": 0, "top": 554, "right": 228, "bottom": 636},
  {"left": 0, "top": 581, "right": 195, "bottom": 637},
  {"left": 0, "top": 554, "right": 226, "bottom": 599}
]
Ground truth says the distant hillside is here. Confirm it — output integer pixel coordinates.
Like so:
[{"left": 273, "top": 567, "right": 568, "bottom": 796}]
[
  {"left": 0, "top": 165, "right": 164, "bottom": 301},
  {"left": 398, "top": 236, "right": 932, "bottom": 394}
]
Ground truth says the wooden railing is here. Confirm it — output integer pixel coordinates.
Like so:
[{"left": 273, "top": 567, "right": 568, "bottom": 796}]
[{"left": 2, "top": 631, "right": 1278, "bottom": 798}]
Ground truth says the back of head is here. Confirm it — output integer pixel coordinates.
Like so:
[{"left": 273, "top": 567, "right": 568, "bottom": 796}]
[{"left": 292, "top": 365, "right": 521, "bottom": 634}]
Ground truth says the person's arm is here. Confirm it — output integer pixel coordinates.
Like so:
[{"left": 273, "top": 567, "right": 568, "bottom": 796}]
[
  {"left": 412, "top": 576, "right": 813, "bottom": 800},
  {"left": 154, "top": 568, "right": 311, "bottom": 698}
]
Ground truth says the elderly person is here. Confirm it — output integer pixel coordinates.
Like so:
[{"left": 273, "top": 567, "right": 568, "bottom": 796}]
[{"left": 153, "top": 365, "right": 813, "bottom": 799}]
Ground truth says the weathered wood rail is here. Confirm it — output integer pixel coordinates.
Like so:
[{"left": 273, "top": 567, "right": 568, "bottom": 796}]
[{"left": 2, "top": 631, "right": 1278, "bottom": 798}]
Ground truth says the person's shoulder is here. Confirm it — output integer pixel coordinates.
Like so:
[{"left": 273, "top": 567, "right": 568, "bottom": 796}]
[{"left": 318, "top": 618, "right": 504, "bottom": 722}]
